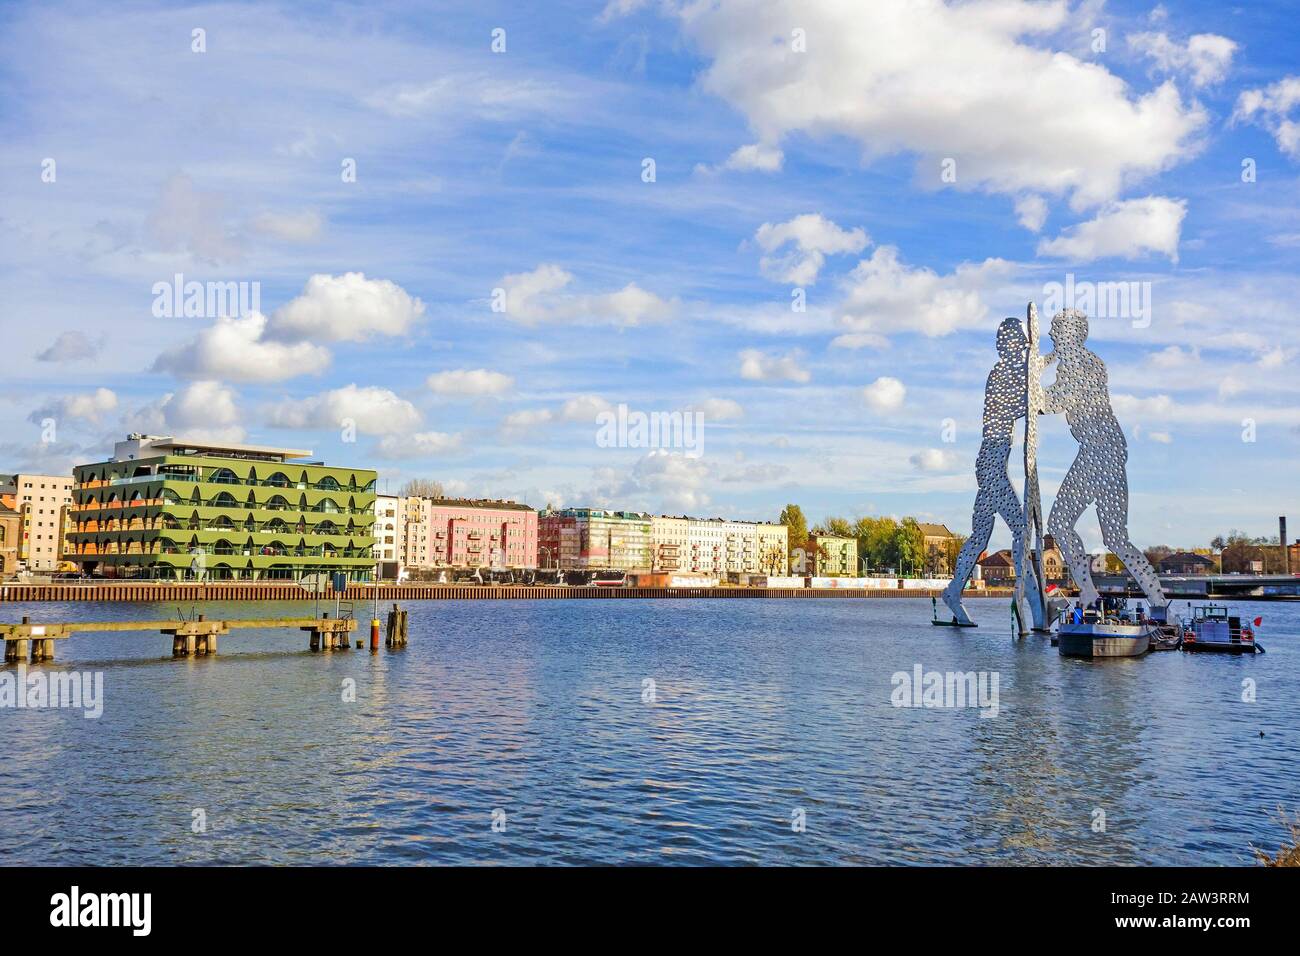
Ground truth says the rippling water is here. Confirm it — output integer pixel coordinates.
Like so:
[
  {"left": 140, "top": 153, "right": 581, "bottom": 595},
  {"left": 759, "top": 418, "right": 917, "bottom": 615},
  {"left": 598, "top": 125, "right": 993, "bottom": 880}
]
[{"left": 0, "top": 596, "right": 1296, "bottom": 865}]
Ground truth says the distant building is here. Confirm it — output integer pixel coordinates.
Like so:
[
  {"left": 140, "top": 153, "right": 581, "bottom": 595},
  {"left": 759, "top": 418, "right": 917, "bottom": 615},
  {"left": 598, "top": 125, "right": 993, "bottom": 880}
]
[
  {"left": 1, "top": 473, "right": 75, "bottom": 571},
  {"left": 1158, "top": 551, "right": 1216, "bottom": 575},
  {"left": 0, "top": 502, "right": 20, "bottom": 576},
  {"left": 70, "top": 435, "right": 377, "bottom": 581},
  {"left": 421, "top": 498, "right": 537, "bottom": 570},
  {"left": 373, "top": 493, "right": 402, "bottom": 578},
  {"left": 976, "top": 549, "right": 1016, "bottom": 586},
  {"left": 806, "top": 533, "right": 856, "bottom": 577},
  {"left": 539, "top": 508, "right": 652, "bottom": 571},
  {"left": 917, "top": 522, "right": 960, "bottom": 574},
  {"left": 1036, "top": 533, "right": 1066, "bottom": 581}
]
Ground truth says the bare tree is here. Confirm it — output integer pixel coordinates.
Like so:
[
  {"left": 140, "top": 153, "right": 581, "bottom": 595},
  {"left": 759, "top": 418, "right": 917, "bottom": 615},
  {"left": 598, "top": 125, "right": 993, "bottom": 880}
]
[{"left": 401, "top": 479, "right": 444, "bottom": 499}]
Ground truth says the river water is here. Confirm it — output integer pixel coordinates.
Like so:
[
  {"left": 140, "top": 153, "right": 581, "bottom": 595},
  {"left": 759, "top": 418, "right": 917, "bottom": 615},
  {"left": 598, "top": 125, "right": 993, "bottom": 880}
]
[{"left": 0, "top": 596, "right": 1295, "bottom": 865}]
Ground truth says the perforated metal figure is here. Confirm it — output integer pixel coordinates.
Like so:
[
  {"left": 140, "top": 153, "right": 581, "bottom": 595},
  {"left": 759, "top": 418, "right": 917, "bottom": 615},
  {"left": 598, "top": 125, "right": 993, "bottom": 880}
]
[
  {"left": 1040, "top": 309, "right": 1167, "bottom": 611},
  {"left": 943, "top": 318, "right": 1043, "bottom": 626}
]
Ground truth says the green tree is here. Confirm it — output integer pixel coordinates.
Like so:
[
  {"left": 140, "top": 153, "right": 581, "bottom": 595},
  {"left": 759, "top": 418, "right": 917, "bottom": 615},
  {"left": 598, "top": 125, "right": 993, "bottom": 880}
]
[
  {"left": 779, "top": 504, "right": 808, "bottom": 564},
  {"left": 822, "top": 516, "right": 854, "bottom": 538},
  {"left": 894, "top": 517, "right": 926, "bottom": 576},
  {"left": 855, "top": 516, "right": 899, "bottom": 571}
]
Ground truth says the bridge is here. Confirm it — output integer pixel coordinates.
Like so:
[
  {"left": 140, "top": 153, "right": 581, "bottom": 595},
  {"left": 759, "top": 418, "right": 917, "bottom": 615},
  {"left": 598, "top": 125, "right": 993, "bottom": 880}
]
[{"left": 1094, "top": 573, "right": 1300, "bottom": 599}]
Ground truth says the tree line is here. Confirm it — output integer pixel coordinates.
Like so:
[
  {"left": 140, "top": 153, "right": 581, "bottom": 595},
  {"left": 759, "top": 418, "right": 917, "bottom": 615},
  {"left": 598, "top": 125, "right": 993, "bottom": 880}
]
[{"left": 778, "top": 504, "right": 966, "bottom": 576}]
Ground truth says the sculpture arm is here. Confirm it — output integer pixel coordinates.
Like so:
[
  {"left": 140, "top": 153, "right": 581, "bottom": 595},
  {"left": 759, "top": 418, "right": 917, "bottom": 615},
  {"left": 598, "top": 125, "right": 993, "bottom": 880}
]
[{"left": 1040, "top": 381, "right": 1068, "bottom": 415}]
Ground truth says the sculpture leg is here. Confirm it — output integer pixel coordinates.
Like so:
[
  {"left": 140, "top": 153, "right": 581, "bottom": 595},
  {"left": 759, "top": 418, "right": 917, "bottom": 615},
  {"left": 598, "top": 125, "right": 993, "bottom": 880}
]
[
  {"left": 1047, "top": 456, "right": 1100, "bottom": 606},
  {"left": 996, "top": 495, "right": 1035, "bottom": 634},
  {"left": 943, "top": 491, "right": 994, "bottom": 625},
  {"left": 1096, "top": 480, "right": 1167, "bottom": 610}
]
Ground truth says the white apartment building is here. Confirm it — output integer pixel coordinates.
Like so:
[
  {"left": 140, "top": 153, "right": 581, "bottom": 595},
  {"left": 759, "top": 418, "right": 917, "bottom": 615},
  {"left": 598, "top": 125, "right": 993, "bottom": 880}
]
[
  {"left": 650, "top": 515, "right": 788, "bottom": 576},
  {"left": 373, "top": 493, "right": 403, "bottom": 578}
]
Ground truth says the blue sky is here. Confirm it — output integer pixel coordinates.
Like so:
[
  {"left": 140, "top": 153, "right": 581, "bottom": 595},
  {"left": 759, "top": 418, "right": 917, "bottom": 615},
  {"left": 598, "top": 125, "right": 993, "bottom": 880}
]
[{"left": 1, "top": 0, "right": 1298, "bottom": 551}]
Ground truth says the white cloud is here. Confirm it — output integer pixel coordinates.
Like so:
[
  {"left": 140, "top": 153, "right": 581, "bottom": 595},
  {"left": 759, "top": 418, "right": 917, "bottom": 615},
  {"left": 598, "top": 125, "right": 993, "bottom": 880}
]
[
  {"left": 426, "top": 368, "right": 514, "bottom": 397},
  {"left": 560, "top": 394, "right": 614, "bottom": 421},
  {"left": 36, "top": 331, "right": 101, "bottom": 363},
  {"left": 1148, "top": 430, "right": 1173, "bottom": 444},
  {"left": 250, "top": 209, "right": 325, "bottom": 243},
  {"left": 266, "top": 384, "right": 421, "bottom": 435},
  {"left": 671, "top": 0, "right": 1207, "bottom": 210},
  {"left": 836, "top": 246, "right": 1012, "bottom": 341},
  {"left": 688, "top": 398, "right": 744, "bottom": 420},
  {"left": 266, "top": 272, "right": 424, "bottom": 343},
  {"left": 498, "top": 264, "right": 676, "bottom": 326},
  {"left": 502, "top": 408, "right": 555, "bottom": 430},
  {"left": 697, "top": 142, "right": 785, "bottom": 174},
  {"left": 592, "top": 449, "right": 712, "bottom": 513},
  {"left": 124, "top": 381, "right": 245, "bottom": 444},
  {"left": 1036, "top": 196, "right": 1187, "bottom": 262},
  {"left": 31, "top": 387, "right": 118, "bottom": 425},
  {"left": 375, "top": 431, "right": 464, "bottom": 459},
  {"left": 1014, "top": 195, "right": 1049, "bottom": 232},
  {"left": 862, "top": 376, "right": 906, "bottom": 412},
  {"left": 1234, "top": 76, "right": 1300, "bottom": 160},
  {"left": 1149, "top": 345, "right": 1199, "bottom": 369},
  {"left": 153, "top": 312, "right": 331, "bottom": 382},
  {"left": 754, "top": 213, "right": 869, "bottom": 285},
  {"left": 1128, "top": 32, "right": 1236, "bottom": 88},
  {"left": 738, "top": 348, "right": 810, "bottom": 382},
  {"left": 910, "top": 447, "right": 959, "bottom": 471}
]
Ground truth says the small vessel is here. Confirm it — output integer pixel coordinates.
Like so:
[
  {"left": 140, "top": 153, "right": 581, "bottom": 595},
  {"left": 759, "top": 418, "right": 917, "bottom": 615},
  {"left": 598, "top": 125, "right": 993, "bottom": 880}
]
[
  {"left": 1055, "top": 597, "right": 1170, "bottom": 658},
  {"left": 1177, "top": 604, "right": 1263, "bottom": 654}
]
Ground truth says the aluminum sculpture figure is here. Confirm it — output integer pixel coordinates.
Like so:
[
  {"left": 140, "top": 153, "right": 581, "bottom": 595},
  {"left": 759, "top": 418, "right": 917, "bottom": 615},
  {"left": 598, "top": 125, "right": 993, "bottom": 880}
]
[
  {"left": 942, "top": 317, "right": 1042, "bottom": 627},
  {"left": 1021, "top": 303, "right": 1049, "bottom": 632},
  {"left": 1040, "top": 308, "right": 1167, "bottom": 614}
]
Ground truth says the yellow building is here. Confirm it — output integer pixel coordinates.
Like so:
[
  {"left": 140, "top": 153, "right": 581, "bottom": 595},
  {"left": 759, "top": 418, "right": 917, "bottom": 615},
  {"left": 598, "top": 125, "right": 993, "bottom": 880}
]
[
  {"left": 807, "top": 533, "right": 856, "bottom": 577},
  {"left": 650, "top": 515, "right": 789, "bottom": 575},
  {"left": 3, "top": 473, "right": 75, "bottom": 571}
]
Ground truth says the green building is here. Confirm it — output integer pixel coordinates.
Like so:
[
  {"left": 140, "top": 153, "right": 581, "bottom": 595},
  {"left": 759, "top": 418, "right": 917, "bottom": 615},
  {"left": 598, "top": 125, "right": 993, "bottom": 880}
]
[{"left": 70, "top": 435, "right": 377, "bottom": 581}]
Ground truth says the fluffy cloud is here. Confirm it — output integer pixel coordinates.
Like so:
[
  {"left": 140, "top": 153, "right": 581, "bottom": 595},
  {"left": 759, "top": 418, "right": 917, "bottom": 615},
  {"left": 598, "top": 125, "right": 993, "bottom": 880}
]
[
  {"left": 834, "top": 246, "right": 1012, "bottom": 343},
  {"left": 153, "top": 273, "right": 422, "bottom": 381},
  {"left": 266, "top": 272, "right": 424, "bottom": 343},
  {"left": 499, "top": 394, "right": 613, "bottom": 431},
  {"left": 146, "top": 172, "right": 242, "bottom": 264},
  {"left": 754, "top": 213, "right": 869, "bottom": 285},
  {"left": 1014, "top": 195, "right": 1049, "bottom": 232},
  {"left": 153, "top": 312, "right": 331, "bottom": 382},
  {"left": 738, "top": 349, "right": 811, "bottom": 382},
  {"left": 592, "top": 449, "right": 712, "bottom": 512},
  {"left": 375, "top": 431, "right": 464, "bottom": 459},
  {"left": 1036, "top": 196, "right": 1187, "bottom": 262},
  {"left": 497, "top": 264, "right": 676, "bottom": 326},
  {"left": 909, "top": 448, "right": 960, "bottom": 471},
  {"left": 1128, "top": 31, "right": 1236, "bottom": 88},
  {"left": 265, "top": 385, "right": 421, "bottom": 435},
  {"left": 426, "top": 368, "right": 514, "bottom": 397},
  {"left": 669, "top": 0, "right": 1207, "bottom": 210},
  {"left": 30, "top": 387, "right": 118, "bottom": 425},
  {"left": 124, "top": 381, "right": 245, "bottom": 444},
  {"left": 697, "top": 142, "right": 785, "bottom": 174},
  {"left": 862, "top": 376, "right": 906, "bottom": 412},
  {"left": 36, "top": 331, "right": 101, "bottom": 363},
  {"left": 1234, "top": 76, "right": 1300, "bottom": 160}
]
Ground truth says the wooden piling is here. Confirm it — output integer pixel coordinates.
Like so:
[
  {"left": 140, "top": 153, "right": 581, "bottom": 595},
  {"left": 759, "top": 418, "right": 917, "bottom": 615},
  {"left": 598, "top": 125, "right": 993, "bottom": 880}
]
[{"left": 385, "top": 605, "right": 408, "bottom": 648}]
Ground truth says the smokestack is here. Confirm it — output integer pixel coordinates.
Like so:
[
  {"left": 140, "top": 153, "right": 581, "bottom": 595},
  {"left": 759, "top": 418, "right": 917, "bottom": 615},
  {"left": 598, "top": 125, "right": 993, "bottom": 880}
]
[{"left": 1282, "top": 517, "right": 1290, "bottom": 574}]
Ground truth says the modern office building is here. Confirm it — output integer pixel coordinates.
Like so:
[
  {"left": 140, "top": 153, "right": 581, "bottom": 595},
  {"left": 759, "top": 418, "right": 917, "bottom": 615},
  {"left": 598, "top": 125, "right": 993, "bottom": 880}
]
[
  {"left": 539, "top": 508, "right": 653, "bottom": 571},
  {"left": 1, "top": 473, "right": 75, "bottom": 571},
  {"left": 69, "top": 435, "right": 377, "bottom": 581}
]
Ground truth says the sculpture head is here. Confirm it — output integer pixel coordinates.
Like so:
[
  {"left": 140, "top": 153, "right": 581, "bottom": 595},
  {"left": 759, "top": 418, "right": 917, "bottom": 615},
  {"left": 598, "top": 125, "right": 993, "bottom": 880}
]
[
  {"left": 1049, "top": 309, "right": 1089, "bottom": 350},
  {"left": 995, "top": 317, "right": 1027, "bottom": 359}
]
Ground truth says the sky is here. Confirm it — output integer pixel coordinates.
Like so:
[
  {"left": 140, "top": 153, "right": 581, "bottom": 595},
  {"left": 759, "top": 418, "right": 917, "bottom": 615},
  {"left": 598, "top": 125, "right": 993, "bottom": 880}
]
[{"left": 1, "top": 0, "right": 1298, "bottom": 552}]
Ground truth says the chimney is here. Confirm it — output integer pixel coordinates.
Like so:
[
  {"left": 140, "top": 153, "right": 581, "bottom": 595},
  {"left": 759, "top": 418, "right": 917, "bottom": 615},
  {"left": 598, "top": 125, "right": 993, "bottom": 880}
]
[{"left": 1283, "top": 517, "right": 1291, "bottom": 574}]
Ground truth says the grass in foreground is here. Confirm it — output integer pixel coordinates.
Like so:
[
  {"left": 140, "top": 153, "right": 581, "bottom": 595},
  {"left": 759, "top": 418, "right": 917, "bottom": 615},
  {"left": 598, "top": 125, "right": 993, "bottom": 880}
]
[{"left": 1253, "top": 807, "right": 1300, "bottom": 866}]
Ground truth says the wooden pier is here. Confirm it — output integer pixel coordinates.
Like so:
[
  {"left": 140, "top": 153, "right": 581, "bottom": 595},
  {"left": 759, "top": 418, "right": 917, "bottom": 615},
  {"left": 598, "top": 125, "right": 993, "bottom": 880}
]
[{"left": 0, "top": 610, "right": 404, "bottom": 664}]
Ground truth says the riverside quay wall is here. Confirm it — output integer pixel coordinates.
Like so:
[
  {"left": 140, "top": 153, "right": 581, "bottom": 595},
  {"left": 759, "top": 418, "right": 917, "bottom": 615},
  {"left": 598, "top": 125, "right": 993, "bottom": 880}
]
[{"left": 0, "top": 582, "right": 1015, "bottom": 603}]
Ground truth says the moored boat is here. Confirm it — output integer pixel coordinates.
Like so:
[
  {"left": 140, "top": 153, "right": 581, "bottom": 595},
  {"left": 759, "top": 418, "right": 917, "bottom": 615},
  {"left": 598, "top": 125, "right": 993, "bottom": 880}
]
[{"left": 1177, "top": 604, "right": 1262, "bottom": 654}]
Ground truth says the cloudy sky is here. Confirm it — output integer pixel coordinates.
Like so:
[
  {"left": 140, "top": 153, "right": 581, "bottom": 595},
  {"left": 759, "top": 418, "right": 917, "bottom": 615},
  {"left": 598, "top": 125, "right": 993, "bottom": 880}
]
[{"left": 2, "top": 0, "right": 1298, "bottom": 551}]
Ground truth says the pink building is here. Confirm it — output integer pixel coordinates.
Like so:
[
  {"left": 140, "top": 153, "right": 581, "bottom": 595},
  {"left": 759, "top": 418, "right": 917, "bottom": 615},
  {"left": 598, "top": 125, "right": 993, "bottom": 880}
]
[{"left": 423, "top": 499, "right": 537, "bottom": 570}]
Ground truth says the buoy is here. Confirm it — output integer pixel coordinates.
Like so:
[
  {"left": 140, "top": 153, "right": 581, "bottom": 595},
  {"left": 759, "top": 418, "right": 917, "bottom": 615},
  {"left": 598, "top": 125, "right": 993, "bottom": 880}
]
[{"left": 370, "top": 618, "right": 380, "bottom": 651}]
